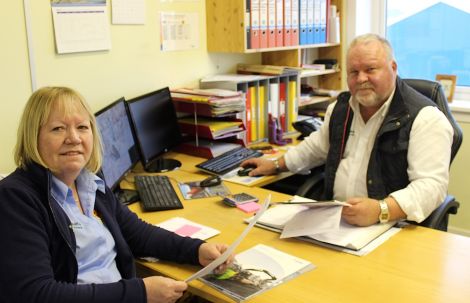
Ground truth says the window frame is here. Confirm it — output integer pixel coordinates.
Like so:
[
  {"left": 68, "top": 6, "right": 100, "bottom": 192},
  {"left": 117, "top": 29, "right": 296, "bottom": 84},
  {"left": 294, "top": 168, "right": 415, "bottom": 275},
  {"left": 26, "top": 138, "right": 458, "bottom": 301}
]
[{"left": 346, "top": 0, "right": 470, "bottom": 102}]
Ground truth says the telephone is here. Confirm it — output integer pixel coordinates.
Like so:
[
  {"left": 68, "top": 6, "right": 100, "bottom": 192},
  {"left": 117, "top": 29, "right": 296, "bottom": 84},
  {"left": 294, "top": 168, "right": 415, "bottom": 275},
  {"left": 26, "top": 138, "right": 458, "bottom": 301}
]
[{"left": 292, "top": 117, "right": 323, "bottom": 140}]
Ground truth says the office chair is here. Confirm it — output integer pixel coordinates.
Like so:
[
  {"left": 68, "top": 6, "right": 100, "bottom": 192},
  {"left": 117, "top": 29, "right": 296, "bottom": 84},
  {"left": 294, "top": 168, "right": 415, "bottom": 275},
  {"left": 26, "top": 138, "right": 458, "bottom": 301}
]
[{"left": 286, "top": 79, "right": 462, "bottom": 232}]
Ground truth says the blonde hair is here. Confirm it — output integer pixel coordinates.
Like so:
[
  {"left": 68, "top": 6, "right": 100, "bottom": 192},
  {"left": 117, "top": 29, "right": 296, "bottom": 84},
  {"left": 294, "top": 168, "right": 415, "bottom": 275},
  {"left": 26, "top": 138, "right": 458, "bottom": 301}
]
[{"left": 14, "top": 87, "right": 103, "bottom": 173}]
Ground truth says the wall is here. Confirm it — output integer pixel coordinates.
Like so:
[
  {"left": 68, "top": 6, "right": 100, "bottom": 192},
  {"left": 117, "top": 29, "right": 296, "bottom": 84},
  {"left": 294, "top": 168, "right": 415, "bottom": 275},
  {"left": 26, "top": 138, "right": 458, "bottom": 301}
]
[{"left": 0, "top": 0, "right": 260, "bottom": 173}]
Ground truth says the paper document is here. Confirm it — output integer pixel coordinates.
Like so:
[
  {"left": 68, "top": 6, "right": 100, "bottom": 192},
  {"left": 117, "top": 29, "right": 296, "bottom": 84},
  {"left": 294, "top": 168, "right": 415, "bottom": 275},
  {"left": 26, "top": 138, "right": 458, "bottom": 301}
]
[
  {"left": 280, "top": 205, "right": 343, "bottom": 238},
  {"left": 156, "top": 217, "right": 220, "bottom": 240},
  {"left": 185, "top": 195, "right": 271, "bottom": 282}
]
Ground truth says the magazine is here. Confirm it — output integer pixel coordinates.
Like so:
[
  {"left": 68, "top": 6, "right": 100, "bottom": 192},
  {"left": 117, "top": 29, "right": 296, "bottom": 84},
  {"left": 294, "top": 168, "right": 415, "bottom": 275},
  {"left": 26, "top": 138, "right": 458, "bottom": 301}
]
[
  {"left": 199, "top": 244, "right": 314, "bottom": 302},
  {"left": 178, "top": 181, "right": 230, "bottom": 199}
]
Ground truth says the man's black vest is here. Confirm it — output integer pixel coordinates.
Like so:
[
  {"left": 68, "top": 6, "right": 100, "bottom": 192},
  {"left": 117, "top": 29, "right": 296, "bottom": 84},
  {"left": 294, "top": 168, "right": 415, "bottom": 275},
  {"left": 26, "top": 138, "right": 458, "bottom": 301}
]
[{"left": 322, "top": 77, "right": 436, "bottom": 200}]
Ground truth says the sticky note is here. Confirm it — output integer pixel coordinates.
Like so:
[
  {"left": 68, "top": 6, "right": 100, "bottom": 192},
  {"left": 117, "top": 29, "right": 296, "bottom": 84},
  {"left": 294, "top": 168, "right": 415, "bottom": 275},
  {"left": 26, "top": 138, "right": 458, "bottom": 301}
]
[
  {"left": 175, "top": 224, "right": 202, "bottom": 237},
  {"left": 236, "top": 202, "right": 260, "bottom": 213}
]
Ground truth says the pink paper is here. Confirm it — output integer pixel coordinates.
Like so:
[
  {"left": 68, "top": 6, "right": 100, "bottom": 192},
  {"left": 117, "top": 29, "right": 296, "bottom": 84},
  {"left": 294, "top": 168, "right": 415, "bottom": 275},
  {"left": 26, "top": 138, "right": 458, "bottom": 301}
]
[
  {"left": 174, "top": 224, "right": 202, "bottom": 237},
  {"left": 236, "top": 202, "right": 260, "bottom": 213}
]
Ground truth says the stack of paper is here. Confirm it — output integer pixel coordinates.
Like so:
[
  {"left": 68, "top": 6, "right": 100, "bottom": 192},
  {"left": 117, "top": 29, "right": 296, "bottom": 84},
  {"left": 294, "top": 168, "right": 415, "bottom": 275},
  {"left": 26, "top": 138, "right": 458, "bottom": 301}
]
[
  {"left": 171, "top": 88, "right": 245, "bottom": 116},
  {"left": 251, "top": 196, "right": 399, "bottom": 254},
  {"left": 178, "top": 117, "right": 244, "bottom": 140}
]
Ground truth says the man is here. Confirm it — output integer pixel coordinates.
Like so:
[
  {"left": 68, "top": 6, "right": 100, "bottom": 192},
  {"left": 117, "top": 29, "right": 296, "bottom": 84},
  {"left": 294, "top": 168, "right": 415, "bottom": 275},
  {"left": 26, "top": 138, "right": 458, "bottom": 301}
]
[{"left": 241, "top": 34, "right": 453, "bottom": 227}]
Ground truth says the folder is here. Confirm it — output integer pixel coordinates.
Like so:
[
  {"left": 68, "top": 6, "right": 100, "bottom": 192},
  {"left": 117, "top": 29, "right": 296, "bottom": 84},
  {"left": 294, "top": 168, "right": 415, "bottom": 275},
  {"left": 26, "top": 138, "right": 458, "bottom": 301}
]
[
  {"left": 245, "top": 86, "right": 252, "bottom": 143},
  {"left": 259, "top": 0, "right": 268, "bottom": 48},
  {"left": 267, "top": 0, "right": 276, "bottom": 47},
  {"left": 291, "top": 0, "right": 299, "bottom": 46},
  {"left": 313, "top": 0, "right": 321, "bottom": 43},
  {"left": 279, "top": 81, "right": 287, "bottom": 131},
  {"left": 175, "top": 138, "right": 245, "bottom": 159},
  {"left": 258, "top": 84, "right": 267, "bottom": 139},
  {"left": 299, "top": 0, "right": 308, "bottom": 45},
  {"left": 249, "top": 85, "right": 258, "bottom": 142},
  {"left": 246, "top": 0, "right": 252, "bottom": 49},
  {"left": 275, "top": 0, "right": 284, "bottom": 47},
  {"left": 178, "top": 117, "right": 245, "bottom": 140},
  {"left": 251, "top": 0, "right": 261, "bottom": 49},
  {"left": 287, "top": 79, "right": 298, "bottom": 132},
  {"left": 283, "top": 0, "right": 292, "bottom": 46},
  {"left": 319, "top": 0, "right": 327, "bottom": 43},
  {"left": 307, "top": 0, "right": 314, "bottom": 44},
  {"left": 269, "top": 81, "right": 280, "bottom": 119}
]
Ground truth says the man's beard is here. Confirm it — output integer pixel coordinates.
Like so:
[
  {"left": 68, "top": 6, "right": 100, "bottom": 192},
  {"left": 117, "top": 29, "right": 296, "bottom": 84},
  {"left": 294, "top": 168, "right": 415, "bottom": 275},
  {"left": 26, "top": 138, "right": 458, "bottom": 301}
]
[{"left": 354, "top": 85, "right": 381, "bottom": 107}]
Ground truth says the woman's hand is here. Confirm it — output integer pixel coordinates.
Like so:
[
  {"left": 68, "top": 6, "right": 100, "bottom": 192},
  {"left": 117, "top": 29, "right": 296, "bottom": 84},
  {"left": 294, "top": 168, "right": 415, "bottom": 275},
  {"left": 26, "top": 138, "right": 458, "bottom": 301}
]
[
  {"left": 198, "top": 243, "right": 234, "bottom": 274},
  {"left": 143, "top": 276, "right": 187, "bottom": 303}
]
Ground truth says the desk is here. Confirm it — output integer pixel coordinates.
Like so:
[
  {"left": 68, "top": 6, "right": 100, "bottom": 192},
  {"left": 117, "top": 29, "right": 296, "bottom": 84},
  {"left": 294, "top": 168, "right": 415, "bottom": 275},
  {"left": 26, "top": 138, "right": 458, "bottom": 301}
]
[{"left": 127, "top": 170, "right": 470, "bottom": 303}]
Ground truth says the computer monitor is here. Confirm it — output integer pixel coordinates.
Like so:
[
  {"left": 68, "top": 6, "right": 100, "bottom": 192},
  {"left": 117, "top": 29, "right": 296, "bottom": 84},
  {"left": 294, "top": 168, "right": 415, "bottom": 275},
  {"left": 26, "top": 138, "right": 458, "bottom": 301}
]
[
  {"left": 127, "top": 87, "right": 182, "bottom": 172},
  {"left": 95, "top": 98, "right": 139, "bottom": 191}
]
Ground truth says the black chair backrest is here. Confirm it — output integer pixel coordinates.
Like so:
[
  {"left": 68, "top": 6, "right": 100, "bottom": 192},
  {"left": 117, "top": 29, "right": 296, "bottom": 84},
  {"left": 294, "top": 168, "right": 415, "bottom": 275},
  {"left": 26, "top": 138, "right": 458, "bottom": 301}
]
[{"left": 403, "top": 78, "right": 463, "bottom": 164}]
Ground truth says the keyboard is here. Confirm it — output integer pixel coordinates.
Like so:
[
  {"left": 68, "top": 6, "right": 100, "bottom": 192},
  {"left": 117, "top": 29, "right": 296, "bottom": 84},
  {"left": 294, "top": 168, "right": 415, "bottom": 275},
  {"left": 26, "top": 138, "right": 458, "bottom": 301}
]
[
  {"left": 196, "top": 146, "right": 263, "bottom": 175},
  {"left": 134, "top": 175, "right": 183, "bottom": 212}
]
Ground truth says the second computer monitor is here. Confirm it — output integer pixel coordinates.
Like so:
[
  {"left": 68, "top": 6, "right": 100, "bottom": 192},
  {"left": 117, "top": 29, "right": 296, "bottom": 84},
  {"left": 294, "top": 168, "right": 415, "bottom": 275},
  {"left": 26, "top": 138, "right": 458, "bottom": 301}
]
[
  {"left": 95, "top": 97, "right": 139, "bottom": 190},
  {"left": 127, "top": 87, "right": 182, "bottom": 172}
]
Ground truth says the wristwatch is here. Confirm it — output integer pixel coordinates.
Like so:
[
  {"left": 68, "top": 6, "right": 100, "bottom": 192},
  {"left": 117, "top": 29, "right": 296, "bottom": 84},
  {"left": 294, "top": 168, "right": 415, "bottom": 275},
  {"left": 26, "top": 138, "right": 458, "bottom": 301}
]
[
  {"left": 273, "top": 158, "right": 281, "bottom": 174},
  {"left": 378, "top": 199, "right": 390, "bottom": 223}
]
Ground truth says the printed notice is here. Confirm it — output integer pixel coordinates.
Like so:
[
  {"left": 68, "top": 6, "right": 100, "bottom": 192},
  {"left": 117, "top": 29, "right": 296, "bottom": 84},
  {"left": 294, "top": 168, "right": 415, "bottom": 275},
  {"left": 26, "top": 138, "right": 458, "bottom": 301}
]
[{"left": 160, "top": 12, "right": 199, "bottom": 51}]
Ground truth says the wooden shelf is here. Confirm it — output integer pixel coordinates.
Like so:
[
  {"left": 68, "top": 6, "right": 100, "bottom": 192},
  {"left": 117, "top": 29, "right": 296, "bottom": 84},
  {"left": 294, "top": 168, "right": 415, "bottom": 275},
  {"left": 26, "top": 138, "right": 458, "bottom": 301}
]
[
  {"left": 299, "top": 96, "right": 333, "bottom": 107},
  {"left": 300, "top": 68, "right": 340, "bottom": 78}
]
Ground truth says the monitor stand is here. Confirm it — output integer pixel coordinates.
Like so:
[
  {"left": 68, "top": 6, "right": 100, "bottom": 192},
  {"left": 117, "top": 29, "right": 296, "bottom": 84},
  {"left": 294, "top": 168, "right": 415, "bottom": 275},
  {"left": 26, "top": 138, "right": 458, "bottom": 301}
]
[{"left": 146, "top": 158, "right": 182, "bottom": 173}]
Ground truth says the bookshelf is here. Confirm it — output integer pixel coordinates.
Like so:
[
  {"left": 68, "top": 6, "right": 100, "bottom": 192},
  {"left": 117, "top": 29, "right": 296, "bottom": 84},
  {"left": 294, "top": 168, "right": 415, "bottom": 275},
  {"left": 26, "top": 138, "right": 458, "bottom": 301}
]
[{"left": 205, "top": 0, "right": 345, "bottom": 91}]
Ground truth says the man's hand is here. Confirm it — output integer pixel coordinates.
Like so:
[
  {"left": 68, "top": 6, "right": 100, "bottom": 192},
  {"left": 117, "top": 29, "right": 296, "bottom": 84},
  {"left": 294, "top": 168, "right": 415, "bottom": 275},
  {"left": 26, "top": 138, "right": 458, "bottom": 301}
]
[
  {"left": 240, "top": 157, "right": 283, "bottom": 176},
  {"left": 198, "top": 243, "right": 234, "bottom": 274},
  {"left": 143, "top": 276, "right": 187, "bottom": 303},
  {"left": 341, "top": 197, "right": 381, "bottom": 226}
]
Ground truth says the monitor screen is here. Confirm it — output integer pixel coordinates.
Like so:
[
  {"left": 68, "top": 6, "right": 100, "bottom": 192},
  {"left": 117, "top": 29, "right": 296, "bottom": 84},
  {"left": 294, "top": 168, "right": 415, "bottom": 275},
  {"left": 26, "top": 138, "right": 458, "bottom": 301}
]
[
  {"left": 127, "top": 87, "right": 182, "bottom": 172},
  {"left": 95, "top": 98, "right": 139, "bottom": 190}
]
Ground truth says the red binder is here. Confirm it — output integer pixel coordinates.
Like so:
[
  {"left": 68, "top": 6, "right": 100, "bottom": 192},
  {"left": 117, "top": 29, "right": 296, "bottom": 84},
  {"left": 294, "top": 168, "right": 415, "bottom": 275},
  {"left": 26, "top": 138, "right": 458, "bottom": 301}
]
[
  {"left": 251, "top": 0, "right": 261, "bottom": 49},
  {"left": 259, "top": 0, "right": 268, "bottom": 48},
  {"left": 275, "top": 0, "right": 284, "bottom": 47}
]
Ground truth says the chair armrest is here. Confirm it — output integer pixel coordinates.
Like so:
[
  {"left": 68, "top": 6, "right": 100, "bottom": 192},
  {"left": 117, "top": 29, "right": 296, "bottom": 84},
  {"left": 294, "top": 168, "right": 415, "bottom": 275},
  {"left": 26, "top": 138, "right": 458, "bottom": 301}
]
[
  {"left": 417, "top": 195, "right": 460, "bottom": 231},
  {"left": 295, "top": 172, "right": 325, "bottom": 199}
]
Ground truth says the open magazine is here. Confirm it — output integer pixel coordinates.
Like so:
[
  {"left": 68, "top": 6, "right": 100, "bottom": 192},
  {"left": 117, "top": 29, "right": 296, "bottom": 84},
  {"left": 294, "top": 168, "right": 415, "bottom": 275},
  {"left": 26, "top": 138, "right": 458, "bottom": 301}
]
[{"left": 199, "top": 244, "right": 314, "bottom": 302}]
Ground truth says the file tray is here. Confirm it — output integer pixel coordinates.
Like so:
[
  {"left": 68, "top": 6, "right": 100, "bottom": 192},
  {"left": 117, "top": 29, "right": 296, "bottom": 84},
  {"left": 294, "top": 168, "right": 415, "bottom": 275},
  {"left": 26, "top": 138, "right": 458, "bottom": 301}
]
[
  {"left": 173, "top": 137, "right": 245, "bottom": 159},
  {"left": 178, "top": 117, "right": 245, "bottom": 140}
]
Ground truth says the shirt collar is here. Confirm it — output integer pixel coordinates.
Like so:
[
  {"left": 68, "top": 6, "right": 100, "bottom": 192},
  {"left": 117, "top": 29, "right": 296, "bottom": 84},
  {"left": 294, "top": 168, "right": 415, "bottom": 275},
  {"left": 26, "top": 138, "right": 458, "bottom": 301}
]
[{"left": 51, "top": 170, "right": 105, "bottom": 206}]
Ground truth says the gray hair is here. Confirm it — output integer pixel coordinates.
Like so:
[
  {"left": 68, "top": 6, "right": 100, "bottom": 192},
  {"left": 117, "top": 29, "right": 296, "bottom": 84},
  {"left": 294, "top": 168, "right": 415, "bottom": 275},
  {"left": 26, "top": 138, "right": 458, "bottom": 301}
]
[{"left": 347, "top": 33, "right": 395, "bottom": 61}]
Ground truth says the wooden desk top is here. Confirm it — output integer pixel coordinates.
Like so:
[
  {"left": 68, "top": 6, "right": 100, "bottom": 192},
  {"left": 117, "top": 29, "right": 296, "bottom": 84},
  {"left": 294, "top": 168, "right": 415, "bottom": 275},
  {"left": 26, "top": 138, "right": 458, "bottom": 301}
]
[{"left": 127, "top": 170, "right": 470, "bottom": 303}]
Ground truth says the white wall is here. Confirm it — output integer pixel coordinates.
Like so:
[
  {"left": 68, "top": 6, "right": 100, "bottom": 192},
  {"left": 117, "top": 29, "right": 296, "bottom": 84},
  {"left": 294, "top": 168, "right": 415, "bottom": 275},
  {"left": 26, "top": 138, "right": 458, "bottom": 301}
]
[{"left": 0, "top": 0, "right": 260, "bottom": 173}]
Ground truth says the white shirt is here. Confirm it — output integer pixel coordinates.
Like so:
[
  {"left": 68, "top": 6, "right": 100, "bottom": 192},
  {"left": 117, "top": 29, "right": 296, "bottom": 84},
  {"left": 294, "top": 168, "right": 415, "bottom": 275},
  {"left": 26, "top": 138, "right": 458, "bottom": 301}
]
[{"left": 284, "top": 92, "right": 454, "bottom": 222}]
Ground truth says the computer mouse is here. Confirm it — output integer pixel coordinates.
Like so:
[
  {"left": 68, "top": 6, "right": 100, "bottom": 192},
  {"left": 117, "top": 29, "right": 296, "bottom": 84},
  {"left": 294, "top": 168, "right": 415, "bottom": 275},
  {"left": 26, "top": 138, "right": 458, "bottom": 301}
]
[
  {"left": 237, "top": 166, "right": 256, "bottom": 176},
  {"left": 200, "top": 175, "right": 222, "bottom": 187}
]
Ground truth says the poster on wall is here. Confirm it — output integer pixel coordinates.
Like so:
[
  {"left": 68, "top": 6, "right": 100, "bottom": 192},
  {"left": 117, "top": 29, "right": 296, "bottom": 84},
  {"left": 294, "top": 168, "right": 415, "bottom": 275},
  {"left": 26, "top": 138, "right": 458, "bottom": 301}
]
[
  {"left": 51, "top": 0, "right": 111, "bottom": 54},
  {"left": 160, "top": 12, "right": 199, "bottom": 51}
]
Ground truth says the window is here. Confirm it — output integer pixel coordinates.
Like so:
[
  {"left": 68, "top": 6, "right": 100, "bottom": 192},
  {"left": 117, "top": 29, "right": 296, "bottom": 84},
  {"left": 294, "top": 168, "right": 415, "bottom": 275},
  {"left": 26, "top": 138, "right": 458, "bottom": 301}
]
[{"left": 385, "top": 0, "right": 470, "bottom": 100}]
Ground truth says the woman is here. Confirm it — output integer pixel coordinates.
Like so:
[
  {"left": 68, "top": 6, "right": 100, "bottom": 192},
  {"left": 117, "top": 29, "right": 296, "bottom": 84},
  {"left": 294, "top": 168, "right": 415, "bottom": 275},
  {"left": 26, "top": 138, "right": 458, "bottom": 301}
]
[{"left": 0, "top": 87, "right": 232, "bottom": 303}]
